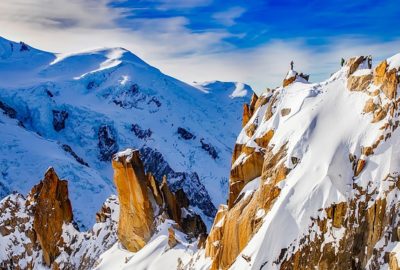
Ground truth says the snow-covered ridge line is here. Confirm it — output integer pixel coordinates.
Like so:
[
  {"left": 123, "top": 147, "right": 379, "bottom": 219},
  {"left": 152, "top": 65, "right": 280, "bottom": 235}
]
[{"left": 190, "top": 54, "right": 400, "bottom": 270}]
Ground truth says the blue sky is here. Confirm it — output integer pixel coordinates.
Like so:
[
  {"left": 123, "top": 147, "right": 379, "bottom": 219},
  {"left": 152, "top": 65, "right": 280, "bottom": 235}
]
[
  {"left": 112, "top": 0, "right": 400, "bottom": 47},
  {"left": 0, "top": 0, "right": 399, "bottom": 92}
]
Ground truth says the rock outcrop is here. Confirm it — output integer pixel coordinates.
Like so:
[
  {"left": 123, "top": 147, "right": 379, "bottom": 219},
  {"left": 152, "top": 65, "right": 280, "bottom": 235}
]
[
  {"left": 0, "top": 168, "right": 119, "bottom": 269},
  {"left": 347, "top": 72, "right": 373, "bottom": 91},
  {"left": 283, "top": 70, "right": 309, "bottom": 87},
  {"left": 112, "top": 149, "right": 154, "bottom": 252},
  {"left": 280, "top": 179, "right": 400, "bottom": 270},
  {"left": 373, "top": 60, "right": 399, "bottom": 100},
  {"left": 27, "top": 167, "right": 74, "bottom": 266},
  {"left": 98, "top": 124, "right": 119, "bottom": 161},
  {"left": 52, "top": 110, "right": 68, "bottom": 132},
  {"left": 242, "top": 93, "right": 258, "bottom": 127},
  {"left": 112, "top": 149, "right": 207, "bottom": 252}
]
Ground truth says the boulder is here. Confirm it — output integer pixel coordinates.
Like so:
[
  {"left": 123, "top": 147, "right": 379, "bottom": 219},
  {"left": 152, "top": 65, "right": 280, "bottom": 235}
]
[
  {"left": 168, "top": 227, "right": 178, "bottom": 248},
  {"left": 363, "top": 98, "right": 376, "bottom": 113},
  {"left": 280, "top": 108, "right": 291, "bottom": 116}
]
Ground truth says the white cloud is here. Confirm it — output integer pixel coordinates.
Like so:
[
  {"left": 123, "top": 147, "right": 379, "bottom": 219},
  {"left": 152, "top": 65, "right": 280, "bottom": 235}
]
[
  {"left": 212, "top": 6, "right": 246, "bottom": 26},
  {"left": 0, "top": 0, "right": 399, "bottom": 95}
]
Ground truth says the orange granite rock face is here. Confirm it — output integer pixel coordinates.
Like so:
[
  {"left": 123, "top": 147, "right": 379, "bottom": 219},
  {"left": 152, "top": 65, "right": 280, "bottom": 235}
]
[
  {"left": 228, "top": 148, "right": 264, "bottom": 208},
  {"left": 27, "top": 168, "right": 73, "bottom": 267},
  {"left": 204, "top": 83, "right": 296, "bottom": 269},
  {"left": 347, "top": 56, "right": 367, "bottom": 76},
  {"left": 206, "top": 90, "right": 290, "bottom": 269},
  {"left": 146, "top": 172, "right": 163, "bottom": 207},
  {"left": 283, "top": 75, "right": 296, "bottom": 87},
  {"left": 206, "top": 145, "right": 288, "bottom": 270},
  {"left": 373, "top": 60, "right": 399, "bottom": 100},
  {"left": 112, "top": 149, "right": 206, "bottom": 252},
  {"left": 347, "top": 73, "right": 373, "bottom": 91},
  {"left": 242, "top": 93, "right": 259, "bottom": 127},
  {"left": 112, "top": 149, "right": 154, "bottom": 252},
  {"left": 160, "top": 175, "right": 181, "bottom": 225},
  {"left": 280, "top": 183, "right": 398, "bottom": 270},
  {"left": 283, "top": 71, "right": 309, "bottom": 87}
]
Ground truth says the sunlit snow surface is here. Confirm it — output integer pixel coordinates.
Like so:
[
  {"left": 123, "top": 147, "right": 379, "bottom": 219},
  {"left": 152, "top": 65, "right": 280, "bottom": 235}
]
[
  {"left": 0, "top": 37, "right": 251, "bottom": 229},
  {"left": 229, "top": 63, "right": 400, "bottom": 269}
]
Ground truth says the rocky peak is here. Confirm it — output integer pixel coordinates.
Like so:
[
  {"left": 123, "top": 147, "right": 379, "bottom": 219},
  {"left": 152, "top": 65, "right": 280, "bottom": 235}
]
[
  {"left": 112, "top": 148, "right": 154, "bottom": 252},
  {"left": 112, "top": 148, "right": 207, "bottom": 252},
  {"left": 283, "top": 69, "right": 310, "bottom": 87},
  {"left": 27, "top": 167, "right": 74, "bottom": 267}
]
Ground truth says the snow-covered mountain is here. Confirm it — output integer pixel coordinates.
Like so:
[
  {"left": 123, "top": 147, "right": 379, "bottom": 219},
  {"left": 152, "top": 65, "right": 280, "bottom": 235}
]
[
  {"left": 3, "top": 35, "right": 400, "bottom": 270},
  {"left": 196, "top": 54, "right": 400, "bottom": 270},
  {"left": 0, "top": 37, "right": 251, "bottom": 229}
]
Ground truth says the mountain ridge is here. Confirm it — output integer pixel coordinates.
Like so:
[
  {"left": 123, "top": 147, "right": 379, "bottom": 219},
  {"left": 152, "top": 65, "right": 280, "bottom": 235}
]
[{"left": 0, "top": 37, "right": 252, "bottom": 229}]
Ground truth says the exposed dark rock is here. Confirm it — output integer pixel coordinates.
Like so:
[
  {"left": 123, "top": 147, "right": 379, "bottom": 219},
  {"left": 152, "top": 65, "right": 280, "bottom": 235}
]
[
  {"left": 112, "top": 84, "right": 146, "bottom": 109},
  {"left": 61, "top": 144, "right": 89, "bottom": 167},
  {"left": 158, "top": 184, "right": 206, "bottom": 238},
  {"left": 177, "top": 127, "right": 196, "bottom": 140},
  {"left": 86, "top": 81, "right": 98, "bottom": 90},
  {"left": 129, "top": 84, "right": 139, "bottom": 95},
  {"left": 98, "top": 125, "right": 118, "bottom": 161},
  {"left": 139, "top": 147, "right": 217, "bottom": 217},
  {"left": 131, "top": 124, "right": 152, "bottom": 139},
  {"left": 181, "top": 211, "right": 207, "bottom": 238},
  {"left": 0, "top": 100, "right": 17, "bottom": 119},
  {"left": 19, "top": 42, "right": 29, "bottom": 52},
  {"left": 200, "top": 138, "right": 218, "bottom": 159},
  {"left": 45, "top": 90, "right": 54, "bottom": 98},
  {"left": 175, "top": 188, "right": 190, "bottom": 209},
  {"left": 147, "top": 96, "right": 161, "bottom": 107},
  {"left": 52, "top": 110, "right": 68, "bottom": 132}
]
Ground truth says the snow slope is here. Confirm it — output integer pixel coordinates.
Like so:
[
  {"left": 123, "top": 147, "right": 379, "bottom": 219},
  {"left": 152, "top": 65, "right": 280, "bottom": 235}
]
[
  {"left": 0, "top": 37, "right": 251, "bottom": 229},
  {"left": 227, "top": 58, "right": 400, "bottom": 269}
]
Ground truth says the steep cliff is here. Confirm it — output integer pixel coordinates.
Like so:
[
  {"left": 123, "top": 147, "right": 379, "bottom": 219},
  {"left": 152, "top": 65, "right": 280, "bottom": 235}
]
[{"left": 198, "top": 53, "right": 400, "bottom": 270}]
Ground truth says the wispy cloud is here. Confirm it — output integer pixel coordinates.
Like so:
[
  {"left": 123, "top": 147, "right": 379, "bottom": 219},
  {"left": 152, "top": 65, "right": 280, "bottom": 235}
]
[{"left": 213, "top": 6, "right": 246, "bottom": 26}]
